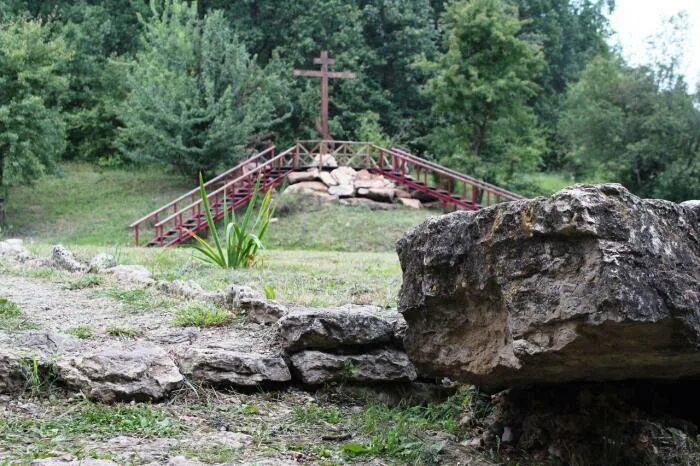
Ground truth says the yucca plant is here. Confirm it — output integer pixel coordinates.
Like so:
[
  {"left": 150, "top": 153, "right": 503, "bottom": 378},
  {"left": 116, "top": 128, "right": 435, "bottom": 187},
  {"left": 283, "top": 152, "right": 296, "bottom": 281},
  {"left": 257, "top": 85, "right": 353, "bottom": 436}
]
[{"left": 188, "top": 173, "right": 274, "bottom": 268}]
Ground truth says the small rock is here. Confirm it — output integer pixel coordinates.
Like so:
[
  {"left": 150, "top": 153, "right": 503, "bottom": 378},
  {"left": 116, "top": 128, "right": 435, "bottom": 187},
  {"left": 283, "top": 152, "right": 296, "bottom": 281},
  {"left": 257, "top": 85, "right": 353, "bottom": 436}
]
[
  {"left": 287, "top": 169, "right": 319, "bottom": 184},
  {"left": 0, "top": 238, "right": 33, "bottom": 262},
  {"left": 226, "top": 284, "right": 287, "bottom": 324},
  {"left": 312, "top": 154, "right": 338, "bottom": 168},
  {"left": 354, "top": 179, "right": 386, "bottom": 190},
  {"left": 331, "top": 166, "right": 357, "bottom": 185},
  {"left": 399, "top": 198, "right": 422, "bottom": 209},
  {"left": 361, "top": 187, "right": 395, "bottom": 203},
  {"left": 104, "top": 265, "right": 153, "bottom": 286},
  {"left": 0, "top": 348, "right": 26, "bottom": 394},
  {"left": 289, "top": 349, "right": 417, "bottom": 384},
  {"left": 156, "top": 279, "right": 226, "bottom": 303},
  {"left": 176, "top": 345, "right": 291, "bottom": 387},
  {"left": 328, "top": 184, "right": 355, "bottom": 197},
  {"left": 277, "top": 307, "right": 395, "bottom": 352},
  {"left": 57, "top": 341, "right": 183, "bottom": 402},
  {"left": 88, "top": 253, "right": 117, "bottom": 273},
  {"left": 51, "top": 244, "right": 86, "bottom": 272},
  {"left": 394, "top": 189, "right": 411, "bottom": 199},
  {"left": 284, "top": 181, "right": 328, "bottom": 194},
  {"left": 339, "top": 197, "right": 397, "bottom": 210},
  {"left": 318, "top": 171, "right": 338, "bottom": 187}
]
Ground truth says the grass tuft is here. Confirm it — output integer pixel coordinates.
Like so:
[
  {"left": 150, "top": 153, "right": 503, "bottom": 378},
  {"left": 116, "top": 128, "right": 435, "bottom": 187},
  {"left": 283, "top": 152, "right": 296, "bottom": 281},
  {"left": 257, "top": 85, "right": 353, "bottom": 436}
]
[
  {"left": 68, "top": 325, "right": 94, "bottom": 339},
  {"left": 106, "top": 325, "right": 142, "bottom": 338},
  {"left": 174, "top": 303, "right": 232, "bottom": 328}
]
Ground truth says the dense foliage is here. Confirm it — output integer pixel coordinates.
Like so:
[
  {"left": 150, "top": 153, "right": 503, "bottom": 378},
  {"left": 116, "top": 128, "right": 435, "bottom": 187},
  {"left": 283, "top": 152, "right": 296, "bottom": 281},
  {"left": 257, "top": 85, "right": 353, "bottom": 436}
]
[{"left": 1, "top": 0, "right": 698, "bottom": 224}]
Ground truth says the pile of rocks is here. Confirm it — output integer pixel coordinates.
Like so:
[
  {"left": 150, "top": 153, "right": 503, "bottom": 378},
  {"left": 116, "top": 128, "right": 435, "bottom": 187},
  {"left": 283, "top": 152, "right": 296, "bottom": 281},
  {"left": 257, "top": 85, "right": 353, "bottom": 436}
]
[
  {"left": 283, "top": 164, "right": 423, "bottom": 209},
  {"left": 277, "top": 306, "right": 415, "bottom": 385}
]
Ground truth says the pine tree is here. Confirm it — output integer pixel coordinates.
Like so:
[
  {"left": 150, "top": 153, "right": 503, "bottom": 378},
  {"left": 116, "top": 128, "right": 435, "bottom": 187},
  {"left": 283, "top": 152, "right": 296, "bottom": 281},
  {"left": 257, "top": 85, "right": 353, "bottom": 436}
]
[{"left": 116, "top": 0, "right": 287, "bottom": 177}]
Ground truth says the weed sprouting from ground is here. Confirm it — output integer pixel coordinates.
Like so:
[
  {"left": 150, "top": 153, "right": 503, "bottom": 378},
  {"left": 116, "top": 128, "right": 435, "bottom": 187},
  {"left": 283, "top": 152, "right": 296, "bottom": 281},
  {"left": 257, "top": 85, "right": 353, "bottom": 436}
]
[
  {"left": 174, "top": 303, "right": 232, "bottom": 327},
  {"left": 342, "top": 387, "right": 492, "bottom": 464},
  {"left": 0, "top": 296, "right": 36, "bottom": 331},
  {"left": 294, "top": 404, "right": 342, "bottom": 425},
  {"left": 106, "top": 325, "right": 142, "bottom": 338},
  {"left": 104, "top": 288, "right": 174, "bottom": 312},
  {"left": 68, "top": 325, "right": 94, "bottom": 339},
  {"left": 65, "top": 274, "right": 104, "bottom": 290}
]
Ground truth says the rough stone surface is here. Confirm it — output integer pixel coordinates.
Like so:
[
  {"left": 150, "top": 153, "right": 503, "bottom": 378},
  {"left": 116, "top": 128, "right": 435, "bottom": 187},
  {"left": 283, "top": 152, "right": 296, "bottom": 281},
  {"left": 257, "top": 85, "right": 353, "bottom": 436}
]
[
  {"left": 287, "top": 169, "right": 318, "bottom": 184},
  {"left": 399, "top": 198, "right": 422, "bottom": 209},
  {"left": 397, "top": 183, "right": 700, "bottom": 390},
  {"left": 0, "top": 239, "right": 33, "bottom": 262},
  {"left": 156, "top": 279, "right": 225, "bottom": 304},
  {"left": 176, "top": 344, "right": 291, "bottom": 387},
  {"left": 360, "top": 187, "right": 394, "bottom": 203},
  {"left": 339, "top": 197, "right": 397, "bottom": 210},
  {"left": 88, "top": 253, "right": 117, "bottom": 273},
  {"left": 289, "top": 349, "right": 417, "bottom": 385},
  {"left": 51, "top": 245, "right": 86, "bottom": 272},
  {"left": 330, "top": 166, "right": 357, "bottom": 185},
  {"left": 354, "top": 178, "right": 386, "bottom": 190},
  {"left": 57, "top": 341, "right": 183, "bottom": 401},
  {"left": 104, "top": 265, "right": 153, "bottom": 286},
  {"left": 328, "top": 184, "right": 355, "bottom": 197},
  {"left": 0, "top": 348, "right": 26, "bottom": 394},
  {"left": 277, "top": 308, "right": 395, "bottom": 352},
  {"left": 318, "top": 171, "right": 338, "bottom": 187},
  {"left": 226, "top": 284, "right": 287, "bottom": 324},
  {"left": 284, "top": 181, "right": 328, "bottom": 194}
]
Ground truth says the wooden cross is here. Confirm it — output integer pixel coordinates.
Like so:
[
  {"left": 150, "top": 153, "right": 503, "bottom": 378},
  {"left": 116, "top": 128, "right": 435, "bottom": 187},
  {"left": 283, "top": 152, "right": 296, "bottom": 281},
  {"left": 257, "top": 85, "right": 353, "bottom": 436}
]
[{"left": 294, "top": 51, "right": 356, "bottom": 140}]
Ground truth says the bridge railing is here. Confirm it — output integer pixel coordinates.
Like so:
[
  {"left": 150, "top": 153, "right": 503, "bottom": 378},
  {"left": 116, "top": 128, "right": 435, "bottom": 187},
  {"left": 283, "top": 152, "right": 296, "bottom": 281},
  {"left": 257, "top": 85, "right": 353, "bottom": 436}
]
[
  {"left": 129, "top": 146, "right": 277, "bottom": 245},
  {"left": 150, "top": 146, "right": 296, "bottom": 246}
]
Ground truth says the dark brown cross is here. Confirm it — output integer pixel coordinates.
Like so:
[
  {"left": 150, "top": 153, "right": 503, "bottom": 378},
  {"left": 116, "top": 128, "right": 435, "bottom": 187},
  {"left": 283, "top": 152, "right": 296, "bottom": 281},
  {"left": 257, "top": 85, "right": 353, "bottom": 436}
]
[{"left": 294, "top": 51, "right": 356, "bottom": 140}]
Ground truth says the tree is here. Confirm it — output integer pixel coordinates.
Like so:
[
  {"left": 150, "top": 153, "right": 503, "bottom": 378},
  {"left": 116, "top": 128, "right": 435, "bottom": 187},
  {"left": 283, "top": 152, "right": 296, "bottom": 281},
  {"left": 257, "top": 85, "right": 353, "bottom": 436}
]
[
  {"left": 0, "top": 17, "right": 69, "bottom": 225},
  {"left": 422, "top": 0, "right": 545, "bottom": 186},
  {"left": 561, "top": 55, "right": 700, "bottom": 201},
  {"left": 515, "top": 0, "right": 614, "bottom": 169},
  {"left": 116, "top": 0, "right": 288, "bottom": 177}
]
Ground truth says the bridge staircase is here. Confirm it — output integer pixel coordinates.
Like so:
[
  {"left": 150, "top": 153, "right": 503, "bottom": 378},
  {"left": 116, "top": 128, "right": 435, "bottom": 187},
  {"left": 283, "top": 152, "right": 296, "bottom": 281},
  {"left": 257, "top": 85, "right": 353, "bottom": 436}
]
[{"left": 130, "top": 140, "right": 523, "bottom": 247}]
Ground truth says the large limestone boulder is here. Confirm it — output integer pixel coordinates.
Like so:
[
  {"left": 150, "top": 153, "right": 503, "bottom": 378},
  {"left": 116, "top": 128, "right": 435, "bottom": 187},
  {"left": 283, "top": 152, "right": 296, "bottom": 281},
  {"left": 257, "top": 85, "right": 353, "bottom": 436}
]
[
  {"left": 289, "top": 349, "right": 417, "bottom": 385},
  {"left": 57, "top": 341, "right": 183, "bottom": 401},
  {"left": 277, "top": 307, "right": 395, "bottom": 352},
  {"left": 397, "top": 184, "right": 700, "bottom": 390},
  {"left": 175, "top": 345, "right": 291, "bottom": 387},
  {"left": 287, "top": 169, "right": 319, "bottom": 184}
]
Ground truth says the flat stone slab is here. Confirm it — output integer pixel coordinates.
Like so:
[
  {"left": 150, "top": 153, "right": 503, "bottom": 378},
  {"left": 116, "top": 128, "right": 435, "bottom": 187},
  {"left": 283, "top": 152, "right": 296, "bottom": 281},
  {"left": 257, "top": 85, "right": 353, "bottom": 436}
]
[
  {"left": 175, "top": 345, "right": 291, "bottom": 387},
  {"left": 57, "top": 341, "right": 183, "bottom": 402},
  {"left": 289, "top": 349, "right": 417, "bottom": 385},
  {"left": 277, "top": 307, "right": 395, "bottom": 352}
]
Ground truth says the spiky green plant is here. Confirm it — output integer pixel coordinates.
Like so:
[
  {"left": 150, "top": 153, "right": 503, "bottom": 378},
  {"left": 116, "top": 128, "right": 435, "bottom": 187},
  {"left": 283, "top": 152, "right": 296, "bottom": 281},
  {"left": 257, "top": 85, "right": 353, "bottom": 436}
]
[{"left": 188, "top": 173, "right": 274, "bottom": 269}]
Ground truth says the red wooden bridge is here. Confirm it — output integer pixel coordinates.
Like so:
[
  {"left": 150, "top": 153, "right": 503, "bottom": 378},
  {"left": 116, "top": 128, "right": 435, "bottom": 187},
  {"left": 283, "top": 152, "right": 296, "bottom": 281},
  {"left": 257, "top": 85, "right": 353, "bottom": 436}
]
[{"left": 129, "top": 140, "right": 523, "bottom": 247}]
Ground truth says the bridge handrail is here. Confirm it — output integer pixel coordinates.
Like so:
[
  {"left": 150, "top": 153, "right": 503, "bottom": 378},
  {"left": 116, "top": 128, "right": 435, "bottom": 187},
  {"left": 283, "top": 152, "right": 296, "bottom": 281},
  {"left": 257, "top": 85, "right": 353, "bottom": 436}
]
[
  {"left": 387, "top": 146, "right": 523, "bottom": 201},
  {"left": 129, "top": 146, "right": 276, "bottom": 228},
  {"left": 155, "top": 146, "right": 295, "bottom": 229}
]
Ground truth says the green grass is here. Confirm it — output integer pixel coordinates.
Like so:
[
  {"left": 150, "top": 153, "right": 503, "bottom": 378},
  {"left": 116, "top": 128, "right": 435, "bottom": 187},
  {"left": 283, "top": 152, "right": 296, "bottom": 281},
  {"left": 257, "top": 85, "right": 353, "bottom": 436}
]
[
  {"left": 4, "top": 162, "right": 191, "bottom": 246},
  {"left": 22, "top": 245, "right": 401, "bottom": 308},
  {"left": 294, "top": 404, "right": 342, "bottom": 425},
  {"left": 68, "top": 325, "right": 94, "bottom": 339},
  {"left": 65, "top": 273, "right": 104, "bottom": 290},
  {"left": 267, "top": 203, "right": 435, "bottom": 252},
  {"left": 174, "top": 303, "right": 232, "bottom": 327},
  {"left": 106, "top": 325, "right": 142, "bottom": 338},
  {"left": 0, "top": 296, "right": 36, "bottom": 331}
]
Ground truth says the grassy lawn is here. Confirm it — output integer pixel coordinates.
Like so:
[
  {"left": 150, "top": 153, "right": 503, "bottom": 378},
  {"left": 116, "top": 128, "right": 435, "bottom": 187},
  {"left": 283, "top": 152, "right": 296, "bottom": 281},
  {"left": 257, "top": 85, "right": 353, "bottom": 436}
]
[{"left": 4, "top": 163, "right": 191, "bottom": 246}]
